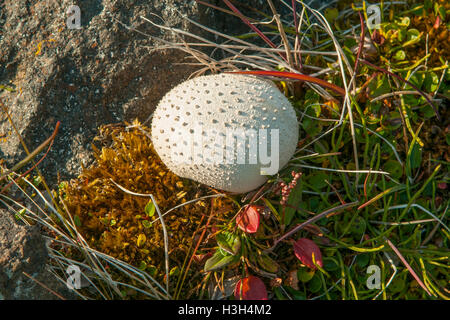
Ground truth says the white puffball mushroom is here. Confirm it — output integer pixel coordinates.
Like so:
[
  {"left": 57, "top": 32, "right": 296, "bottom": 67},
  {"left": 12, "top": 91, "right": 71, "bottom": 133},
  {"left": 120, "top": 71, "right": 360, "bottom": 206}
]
[{"left": 151, "top": 73, "right": 299, "bottom": 193}]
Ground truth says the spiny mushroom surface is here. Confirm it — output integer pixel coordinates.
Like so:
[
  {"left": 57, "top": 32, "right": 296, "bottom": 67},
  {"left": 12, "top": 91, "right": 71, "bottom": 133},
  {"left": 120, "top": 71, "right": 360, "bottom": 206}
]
[{"left": 151, "top": 73, "right": 299, "bottom": 193}]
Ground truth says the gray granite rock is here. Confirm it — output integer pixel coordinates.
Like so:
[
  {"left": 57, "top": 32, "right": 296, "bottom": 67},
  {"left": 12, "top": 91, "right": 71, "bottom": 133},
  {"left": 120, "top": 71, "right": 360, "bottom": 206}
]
[{"left": 0, "top": 209, "right": 74, "bottom": 299}]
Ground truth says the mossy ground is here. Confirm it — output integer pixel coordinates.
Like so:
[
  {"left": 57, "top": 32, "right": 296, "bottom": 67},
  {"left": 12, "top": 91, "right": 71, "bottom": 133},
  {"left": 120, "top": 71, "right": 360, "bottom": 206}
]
[{"left": 55, "top": 123, "right": 238, "bottom": 298}]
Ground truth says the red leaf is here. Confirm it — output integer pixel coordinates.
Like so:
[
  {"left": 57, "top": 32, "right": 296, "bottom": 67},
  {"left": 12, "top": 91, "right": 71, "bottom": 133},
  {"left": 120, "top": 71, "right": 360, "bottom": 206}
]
[
  {"left": 293, "top": 238, "right": 323, "bottom": 269},
  {"left": 437, "top": 182, "right": 447, "bottom": 190},
  {"left": 234, "top": 276, "right": 268, "bottom": 300},
  {"left": 221, "top": 0, "right": 279, "bottom": 53},
  {"left": 236, "top": 205, "right": 262, "bottom": 233}
]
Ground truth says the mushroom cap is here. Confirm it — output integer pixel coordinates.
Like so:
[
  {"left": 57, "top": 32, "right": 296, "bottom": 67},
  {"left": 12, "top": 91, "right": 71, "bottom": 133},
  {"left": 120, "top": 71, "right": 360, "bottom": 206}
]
[{"left": 151, "top": 73, "right": 299, "bottom": 193}]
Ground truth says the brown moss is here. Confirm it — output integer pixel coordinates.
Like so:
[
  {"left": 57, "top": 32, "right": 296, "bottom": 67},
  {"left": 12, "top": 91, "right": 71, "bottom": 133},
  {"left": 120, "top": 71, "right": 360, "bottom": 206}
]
[{"left": 59, "top": 122, "right": 237, "bottom": 289}]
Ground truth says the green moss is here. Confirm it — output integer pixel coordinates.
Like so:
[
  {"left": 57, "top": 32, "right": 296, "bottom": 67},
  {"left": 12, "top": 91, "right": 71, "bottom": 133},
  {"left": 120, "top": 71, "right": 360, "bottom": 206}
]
[{"left": 58, "top": 122, "right": 237, "bottom": 295}]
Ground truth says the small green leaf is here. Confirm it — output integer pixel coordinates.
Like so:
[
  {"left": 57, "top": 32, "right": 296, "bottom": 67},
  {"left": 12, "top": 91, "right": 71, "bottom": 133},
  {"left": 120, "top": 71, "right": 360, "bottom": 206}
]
[
  {"left": 15, "top": 208, "right": 27, "bottom": 220},
  {"left": 369, "top": 74, "right": 391, "bottom": 97},
  {"left": 284, "top": 182, "right": 302, "bottom": 226},
  {"left": 144, "top": 200, "right": 156, "bottom": 217},
  {"left": 216, "top": 232, "right": 241, "bottom": 256},
  {"left": 137, "top": 233, "right": 146, "bottom": 247},
  {"left": 351, "top": 217, "right": 366, "bottom": 237},
  {"left": 424, "top": 0, "right": 433, "bottom": 10},
  {"left": 393, "top": 50, "right": 406, "bottom": 61},
  {"left": 411, "top": 4, "right": 424, "bottom": 15},
  {"left": 323, "top": 258, "right": 339, "bottom": 272},
  {"left": 356, "top": 254, "right": 370, "bottom": 268},
  {"left": 438, "top": 5, "right": 446, "bottom": 20},
  {"left": 147, "top": 265, "right": 157, "bottom": 277},
  {"left": 204, "top": 250, "right": 237, "bottom": 272},
  {"left": 257, "top": 253, "right": 279, "bottom": 273},
  {"left": 298, "top": 267, "right": 315, "bottom": 282},
  {"left": 422, "top": 105, "right": 436, "bottom": 119},
  {"left": 142, "top": 220, "right": 152, "bottom": 228},
  {"left": 398, "top": 28, "right": 406, "bottom": 42},
  {"left": 308, "top": 172, "right": 328, "bottom": 189},
  {"left": 406, "top": 28, "right": 420, "bottom": 42},
  {"left": 302, "top": 117, "right": 322, "bottom": 136},
  {"left": 139, "top": 261, "right": 147, "bottom": 271},
  {"left": 435, "top": 3, "right": 446, "bottom": 19},
  {"left": 397, "top": 16, "right": 410, "bottom": 27},
  {"left": 408, "top": 73, "right": 425, "bottom": 89},
  {"left": 33, "top": 175, "right": 42, "bottom": 187},
  {"left": 389, "top": 276, "right": 406, "bottom": 293},
  {"left": 384, "top": 160, "right": 403, "bottom": 179},
  {"left": 74, "top": 215, "right": 82, "bottom": 227},
  {"left": 308, "top": 274, "right": 322, "bottom": 293},
  {"left": 409, "top": 143, "right": 422, "bottom": 170},
  {"left": 273, "top": 287, "right": 287, "bottom": 300},
  {"left": 424, "top": 72, "right": 439, "bottom": 93},
  {"left": 285, "top": 286, "right": 306, "bottom": 300},
  {"left": 311, "top": 104, "right": 321, "bottom": 118},
  {"left": 169, "top": 266, "right": 180, "bottom": 277},
  {"left": 324, "top": 8, "right": 339, "bottom": 22}
]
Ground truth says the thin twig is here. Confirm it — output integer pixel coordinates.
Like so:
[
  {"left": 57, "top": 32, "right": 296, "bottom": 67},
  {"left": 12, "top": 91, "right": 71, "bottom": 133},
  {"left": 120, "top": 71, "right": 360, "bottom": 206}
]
[
  {"left": 370, "top": 90, "right": 437, "bottom": 103},
  {"left": 222, "top": 0, "right": 287, "bottom": 63},
  {"left": 22, "top": 272, "right": 67, "bottom": 300}
]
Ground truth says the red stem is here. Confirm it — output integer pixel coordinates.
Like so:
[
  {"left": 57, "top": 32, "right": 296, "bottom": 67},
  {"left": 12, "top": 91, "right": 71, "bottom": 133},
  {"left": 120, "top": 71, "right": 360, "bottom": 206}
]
[
  {"left": 230, "top": 70, "right": 346, "bottom": 96},
  {"left": 222, "top": 0, "right": 287, "bottom": 63}
]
